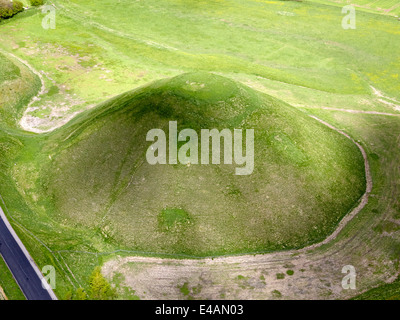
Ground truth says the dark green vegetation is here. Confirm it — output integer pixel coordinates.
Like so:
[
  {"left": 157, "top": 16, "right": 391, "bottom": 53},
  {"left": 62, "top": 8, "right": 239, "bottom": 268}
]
[
  {"left": 30, "top": 0, "right": 44, "bottom": 6},
  {"left": 0, "top": 0, "right": 24, "bottom": 20},
  {"left": 63, "top": 267, "right": 117, "bottom": 300},
  {"left": 159, "top": 208, "right": 193, "bottom": 232},
  {"left": 353, "top": 276, "right": 400, "bottom": 300},
  {"left": 0, "top": 0, "right": 399, "bottom": 299},
  {"left": 276, "top": 273, "right": 285, "bottom": 280},
  {"left": 88, "top": 267, "right": 117, "bottom": 300},
  {"left": 0, "top": 52, "right": 20, "bottom": 81}
]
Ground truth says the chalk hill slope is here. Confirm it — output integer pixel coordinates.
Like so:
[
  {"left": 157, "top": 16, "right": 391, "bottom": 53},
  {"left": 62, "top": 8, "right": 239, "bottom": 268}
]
[{"left": 17, "top": 72, "right": 365, "bottom": 255}]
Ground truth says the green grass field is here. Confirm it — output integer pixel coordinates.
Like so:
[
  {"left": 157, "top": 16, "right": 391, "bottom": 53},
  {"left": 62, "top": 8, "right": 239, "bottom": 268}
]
[
  {"left": 0, "top": 0, "right": 399, "bottom": 133},
  {"left": 353, "top": 276, "right": 400, "bottom": 300},
  {"left": 310, "top": 0, "right": 400, "bottom": 16},
  {"left": 0, "top": 255, "right": 25, "bottom": 300},
  {"left": 0, "top": 0, "right": 400, "bottom": 299}
]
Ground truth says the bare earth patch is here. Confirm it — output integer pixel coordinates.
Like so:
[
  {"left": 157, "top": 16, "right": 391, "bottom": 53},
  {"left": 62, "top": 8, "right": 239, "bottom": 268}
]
[{"left": 0, "top": 285, "right": 7, "bottom": 300}]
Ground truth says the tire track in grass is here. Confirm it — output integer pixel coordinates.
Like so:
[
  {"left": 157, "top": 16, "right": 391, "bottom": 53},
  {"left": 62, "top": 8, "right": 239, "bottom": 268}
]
[{"left": 303, "top": 106, "right": 400, "bottom": 117}]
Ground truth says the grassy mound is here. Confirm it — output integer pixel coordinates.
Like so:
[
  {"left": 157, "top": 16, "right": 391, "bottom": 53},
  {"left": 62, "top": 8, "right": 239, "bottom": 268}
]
[{"left": 14, "top": 72, "right": 365, "bottom": 256}]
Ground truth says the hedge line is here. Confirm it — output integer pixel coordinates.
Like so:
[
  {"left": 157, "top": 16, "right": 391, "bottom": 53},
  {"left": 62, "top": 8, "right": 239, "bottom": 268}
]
[{"left": 0, "top": 0, "right": 24, "bottom": 20}]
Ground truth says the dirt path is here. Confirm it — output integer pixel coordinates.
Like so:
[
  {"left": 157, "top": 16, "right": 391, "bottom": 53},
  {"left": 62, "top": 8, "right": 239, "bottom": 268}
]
[
  {"left": 302, "top": 116, "right": 372, "bottom": 250},
  {"left": 0, "top": 49, "right": 47, "bottom": 133},
  {"left": 99, "top": 115, "right": 371, "bottom": 258},
  {"left": 370, "top": 85, "right": 400, "bottom": 111},
  {"left": 304, "top": 106, "right": 400, "bottom": 117},
  {"left": 101, "top": 115, "right": 381, "bottom": 300}
]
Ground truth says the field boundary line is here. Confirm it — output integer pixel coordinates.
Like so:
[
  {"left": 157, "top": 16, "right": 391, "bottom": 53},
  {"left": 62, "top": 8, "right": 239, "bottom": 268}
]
[{"left": 301, "top": 106, "right": 400, "bottom": 117}]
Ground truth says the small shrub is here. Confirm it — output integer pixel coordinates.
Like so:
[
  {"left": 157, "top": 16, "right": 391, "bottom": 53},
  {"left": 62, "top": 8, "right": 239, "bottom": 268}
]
[
  {"left": 12, "top": 1, "right": 24, "bottom": 14},
  {"left": 88, "top": 267, "right": 117, "bottom": 300},
  {"left": 30, "top": 0, "right": 44, "bottom": 6},
  {"left": 276, "top": 273, "right": 285, "bottom": 280},
  {"left": 0, "top": 0, "right": 24, "bottom": 19},
  {"left": 64, "top": 287, "right": 88, "bottom": 300},
  {"left": 271, "top": 290, "right": 282, "bottom": 298},
  {"left": 74, "top": 288, "right": 88, "bottom": 300}
]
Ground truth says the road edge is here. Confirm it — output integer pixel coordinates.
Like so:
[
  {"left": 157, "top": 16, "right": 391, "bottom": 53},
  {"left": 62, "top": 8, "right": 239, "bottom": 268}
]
[{"left": 0, "top": 195, "right": 58, "bottom": 300}]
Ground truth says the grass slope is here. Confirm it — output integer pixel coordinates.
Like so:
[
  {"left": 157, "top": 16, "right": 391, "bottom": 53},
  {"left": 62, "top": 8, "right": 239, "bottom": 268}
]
[
  {"left": 0, "top": 254, "right": 25, "bottom": 300},
  {"left": 10, "top": 72, "right": 365, "bottom": 256},
  {"left": 353, "top": 276, "right": 400, "bottom": 300},
  {"left": 0, "top": 0, "right": 399, "bottom": 132},
  {"left": 0, "top": 52, "right": 40, "bottom": 127},
  {"left": 310, "top": 0, "right": 400, "bottom": 16}
]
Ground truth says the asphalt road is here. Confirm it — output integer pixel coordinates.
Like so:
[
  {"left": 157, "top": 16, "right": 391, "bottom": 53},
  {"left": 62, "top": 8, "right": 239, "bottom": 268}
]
[{"left": 0, "top": 205, "right": 56, "bottom": 300}]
